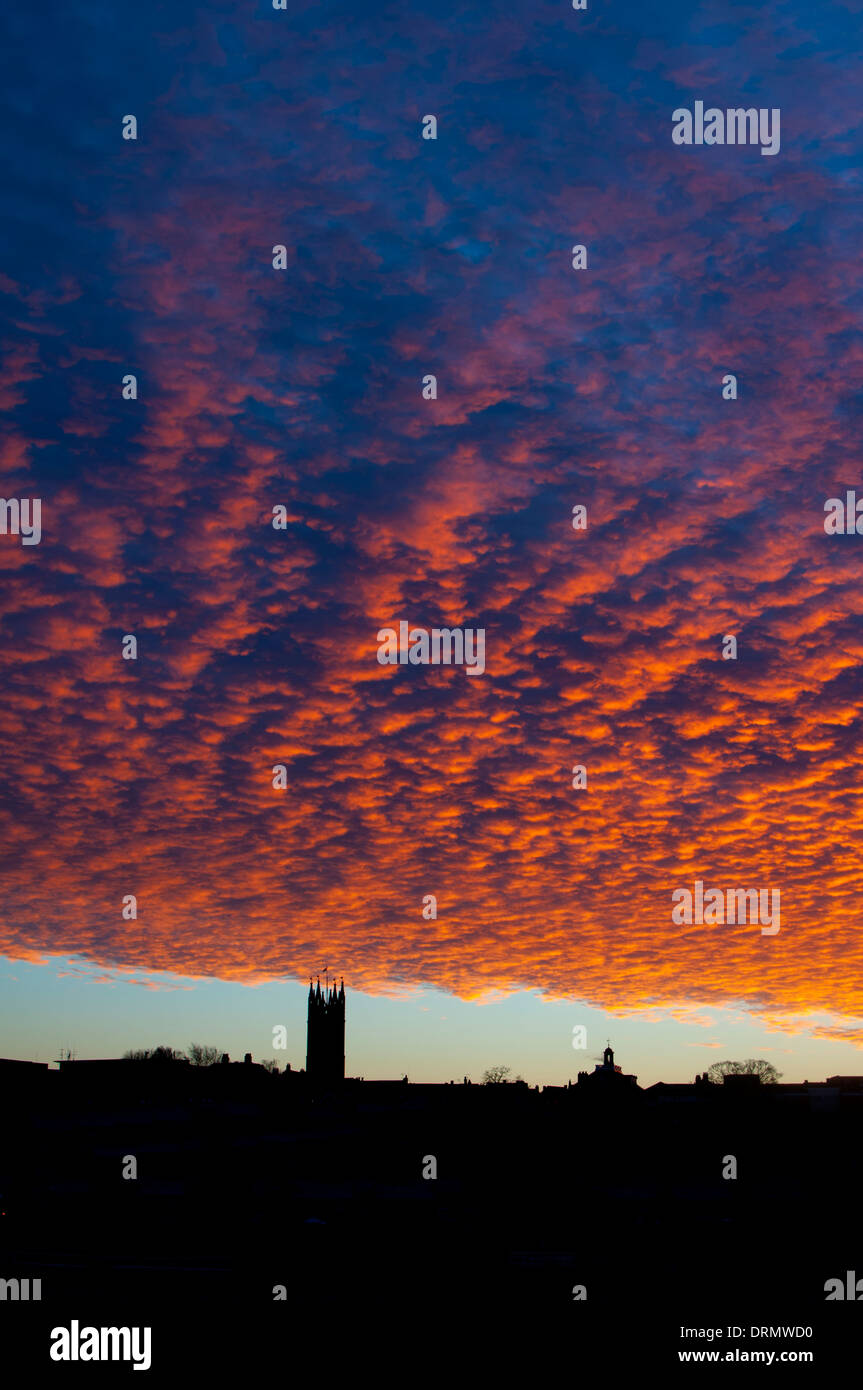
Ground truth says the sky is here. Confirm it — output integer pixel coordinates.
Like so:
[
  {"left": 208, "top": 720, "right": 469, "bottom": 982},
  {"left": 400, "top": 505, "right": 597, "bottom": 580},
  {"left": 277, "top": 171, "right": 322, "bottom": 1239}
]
[{"left": 1, "top": 0, "right": 863, "bottom": 1084}]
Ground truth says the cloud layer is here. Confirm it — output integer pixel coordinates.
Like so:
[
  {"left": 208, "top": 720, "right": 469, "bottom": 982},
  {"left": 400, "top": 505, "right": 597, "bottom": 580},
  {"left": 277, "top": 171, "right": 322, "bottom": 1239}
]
[{"left": 1, "top": 0, "right": 862, "bottom": 1027}]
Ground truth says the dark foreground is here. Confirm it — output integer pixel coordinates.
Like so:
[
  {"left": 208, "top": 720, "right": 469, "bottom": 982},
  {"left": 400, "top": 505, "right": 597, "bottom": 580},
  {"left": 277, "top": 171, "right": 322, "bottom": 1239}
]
[{"left": 1, "top": 1067, "right": 861, "bottom": 1376}]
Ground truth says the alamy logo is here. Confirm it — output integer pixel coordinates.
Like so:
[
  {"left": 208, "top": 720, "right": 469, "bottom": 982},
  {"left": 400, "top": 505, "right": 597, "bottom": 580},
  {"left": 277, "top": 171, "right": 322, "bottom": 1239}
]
[
  {"left": 0, "top": 498, "right": 41, "bottom": 545},
  {"left": 824, "top": 1271, "right": 863, "bottom": 1300},
  {"left": 672, "top": 880, "right": 780, "bottom": 935},
  {"left": 50, "top": 1321, "right": 151, "bottom": 1371},
  {"left": 672, "top": 102, "right": 780, "bottom": 156},
  {"left": 377, "top": 622, "right": 485, "bottom": 675},
  {"left": 0, "top": 1276, "right": 41, "bottom": 1300},
  {"left": 824, "top": 492, "right": 863, "bottom": 534}
]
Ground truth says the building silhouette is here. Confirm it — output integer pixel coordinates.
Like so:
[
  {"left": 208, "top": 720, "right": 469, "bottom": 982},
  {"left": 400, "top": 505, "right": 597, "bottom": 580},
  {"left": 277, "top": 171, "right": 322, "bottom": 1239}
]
[
  {"left": 305, "top": 977, "right": 345, "bottom": 1085},
  {"left": 577, "top": 1042, "right": 638, "bottom": 1092}
]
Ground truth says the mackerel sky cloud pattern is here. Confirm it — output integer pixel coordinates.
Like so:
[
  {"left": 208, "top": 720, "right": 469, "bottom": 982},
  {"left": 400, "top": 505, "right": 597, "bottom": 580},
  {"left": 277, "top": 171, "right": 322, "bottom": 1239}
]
[{"left": 1, "top": 0, "right": 862, "bottom": 1032}]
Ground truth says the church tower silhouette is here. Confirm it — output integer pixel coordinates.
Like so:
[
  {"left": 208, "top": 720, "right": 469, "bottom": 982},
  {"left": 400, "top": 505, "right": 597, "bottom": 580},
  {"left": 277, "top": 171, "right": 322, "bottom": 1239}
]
[{"left": 306, "top": 977, "right": 345, "bottom": 1084}]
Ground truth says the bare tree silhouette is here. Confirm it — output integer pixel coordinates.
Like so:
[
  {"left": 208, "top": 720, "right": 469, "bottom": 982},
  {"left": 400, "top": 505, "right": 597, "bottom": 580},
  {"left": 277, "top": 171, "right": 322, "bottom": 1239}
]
[
  {"left": 707, "top": 1059, "right": 782, "bottom": 1084},
  {"left": 481, "top": 1064, "right": 524, "bottom": 1085},
  {"left": 122, "top": 1045, "right": 185, "bottom": 1063}
]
